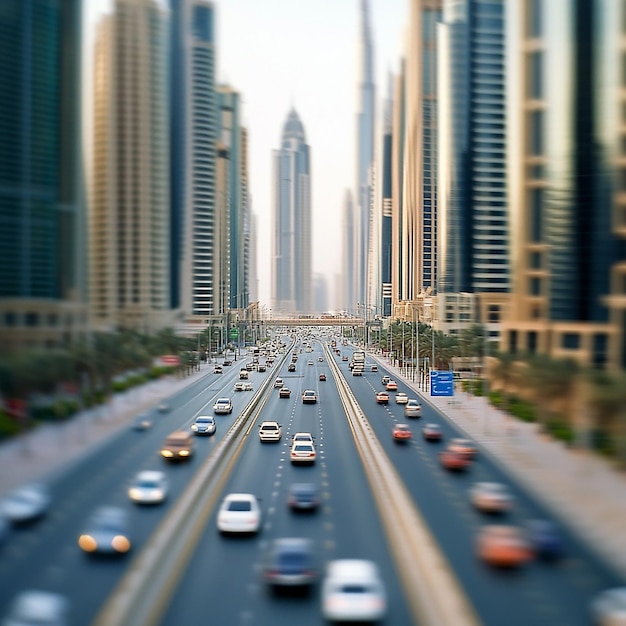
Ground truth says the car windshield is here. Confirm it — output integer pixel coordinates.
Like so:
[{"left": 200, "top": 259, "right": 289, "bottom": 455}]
[
  {"left": 197, "top": 417, "right": 212, "bottom": 423},
  {"left": 137, "top": 478, "right": 160, "bottom": 488},
  {"left": 227, "top": 500, "right": 251, "bottom": 511}
]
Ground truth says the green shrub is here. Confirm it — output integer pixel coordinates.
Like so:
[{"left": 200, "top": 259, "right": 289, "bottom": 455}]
[
  {"left": 471, "top": 379, "right": 485, "bottom": 396},
  {"left": 546, "top": 419, "right": 575, "bottom": 445},
  {"left": 507, "top": 397, "right": 536, "bottom": 422},
  {"left": 0, "top": 411, "right": 22, "bottom": 439},
  {"left": 488, "top": 389, "right": 504, "bottom": 408},
  {"left": 112, "top": 380, "right": 129, "bottom": 393}
]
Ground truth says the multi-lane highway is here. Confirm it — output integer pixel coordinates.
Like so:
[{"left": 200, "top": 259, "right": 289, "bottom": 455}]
[{"left": 0, "top": 335, "right": 623, "bottom": 625}]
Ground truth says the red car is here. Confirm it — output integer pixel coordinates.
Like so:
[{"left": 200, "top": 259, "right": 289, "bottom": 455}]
[
  {"left": 386, "top": 380, "right": 398, "bottom": 391},
  {"left": 422, "top": 423, "right": 443, "bottom": 441},
  {"left": 376, "top": 391, "right": 389, "bottom": 404},
  {"left": 440, "top": 449, "right": 471, "bottom": 471},
  {"left": 392, "top": 424, "right": 412, "bottom": 442}
]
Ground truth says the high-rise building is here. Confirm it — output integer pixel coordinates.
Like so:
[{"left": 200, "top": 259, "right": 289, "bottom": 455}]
[
  {"left": 249, "top": 211, "right": 259, "bottom": 303},
  {"left": 380, "top": 74, "right": 394, "bottom": 318},
  {"left": 170, "top": 0, "right": 220, "bottom": 319},
  {"left": 90, "top": 0, "right": 170, "bottom": 332},
  {"left": 271, "top": 108, "right": 312, "bottom": 314},
  {"left": 436, "top": 0, "right": 508, "bottom": 335},
  {"left": 398, "top": 0, "right": 442, "bottom": 306},
  {"left": 313, "top": 274, "right": 328, "bottom": 314},
  {"left": 355, "top": 0, "right": 376, "bottom": 310},
  {"left": 0, "top": 0, "right": 87, "bottom": 350},
  {"left": 341, "top": 190, "right": 356, "bottom": 312},
  {"left": 501, "top": 0, "right": 626, "bottom": 369}
]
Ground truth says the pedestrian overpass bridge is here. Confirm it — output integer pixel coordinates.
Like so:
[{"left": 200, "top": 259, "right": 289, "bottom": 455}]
[{"left": 259, "top": 316, "right": 366, "bottom": 327}]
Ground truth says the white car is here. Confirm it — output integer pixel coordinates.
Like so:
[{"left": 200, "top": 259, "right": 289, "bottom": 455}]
[
  {"left": 191, "top": 415, "right": 216, "bottom": 436},
  {"left": 395, "top": 392, "right": 409, "bottom": 404},
  {"left": 302, "top": 390, "right": 318, "bottom": 404},
  {"left": 290, "top": 442, "right": 316, "bottom": 464},
  {"left": 0, "top": 484, "right": 50, "bottom": 524},
  {"left": 292, "top": 432, "right": 315, "bottom": 446},
  {"left": 213, "top": 398, "right": 233, "bottom": 414},
  {"left": 404, "top": 399, "right": 422, "bottom": 418},
  {"left": 217, "top": 493, "right": 261, "bottom": 534},
  {"left": 233, "top": 382, "right": 245, "bottom": 392},
  {"left": 128, "top": 470, "right": 169, "bottom": 504},
  {"left": 242, "top": 382, "right": 253, "bottom": 391},
  {"left": 470, "top": 482, "right": 513, "bottom": 514},
  {"left": 259, "top": 421, "right": 282, "bottom": 442},
  {"left": 273, "top": 378, "right": 284, "bottom": 388},
  {"left": 591, "top": 587, "right": 626, "bottom": 626},
  {"left": 3, "top": 590, "right": 69, "bottom": 626},
  {"left": 322, "top": 559, "right": 386, "bottom": 622}
]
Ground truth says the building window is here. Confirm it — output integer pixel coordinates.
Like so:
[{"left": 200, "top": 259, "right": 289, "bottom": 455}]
[
  {"left": 530, "top": 110, "right": 544, "bottom": 155},
  {"left": 530, "top": 188, "right": 543, "bottom": 241},
  {"left": 531, "top": 306, "right": 541, "bottom": 319},
  {"left": 562, "top": 333, "right": 580, "bottom": 349},
  {"left": 4, "top": 312, "right": 16, "bottom": 326},
  {"left": 25, "top": 312, "right": 39, "bottom": 327},
  {"left": 488, "top": 305, "right": 500, "bottom": 322},
  {"left": 593, "top": 333, "right": 608, "bottom": 368},
  {"left": 47, "top": 314, "right": 58, "bottom": 327},
  {"left": 192, "top": 5, "right": 213, "bottom": 42},
  {"left": 527, "top": 0, "right": 542, "bottom": 38},
  {"left": 530, "top": 277, "right": 541, "bottom": 296},
  {"left": 529, "top": 251, "right": 542, "bottom": 269},
  {"left": 508, "top": 330, "right": 518, "bottom": 353},
  {"left": 527, "top": 331, "right": 538, "bottom": 353},
  {"left": 529, "top": 51, "right": 543, "bottom": 99}
]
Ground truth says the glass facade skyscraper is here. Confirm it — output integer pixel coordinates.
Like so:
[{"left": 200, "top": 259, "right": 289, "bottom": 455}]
[
  {"left": 0, "top": 0, "right": 86, "bottom": 349},
  {"left": 272, "top": 109, "right": 312, "bottom": 314}
]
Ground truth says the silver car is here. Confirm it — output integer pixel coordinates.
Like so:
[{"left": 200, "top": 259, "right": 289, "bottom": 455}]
[
  {"left": 404, "top": 399, "right": 422, "bottom": 418},
  {"left": 192, "top": 415, "right": 216, "bottom": 435}
]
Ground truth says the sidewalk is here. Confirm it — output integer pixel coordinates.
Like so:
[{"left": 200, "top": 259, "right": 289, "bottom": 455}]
[
  {"left": 373, "top": 355, "right": 626, "bottom": 580},
  {"left": 0, "top": 365, "right": 211, "bottom": 496}
]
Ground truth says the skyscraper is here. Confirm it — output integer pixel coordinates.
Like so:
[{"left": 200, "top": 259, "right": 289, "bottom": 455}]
[
  {"left": 380, "top": 74, "right": 394, "bottom": 318},
  {"left": 398, "top": 0, "right": 442, "bottom": 305},
  {"left": 271, "top": 109, "right": 312, "bottom": 314},
  {"left": 217, "top": 86, "right": 249, "bottom": 312},
  {"left": 501, "top": 0, "right": 626, "bottom": 369},
  {"left": 90, "top": 0, "right": 170, "bottom": 332},
  {"left": 170, "top": 0, "right": 220, "bottom": 319},
  {"left": 438, "top": 0, "right": 508, "bottom": 296},
  {"left": 0, "top": 0, "right": 86, "bottom": 350},
  {"left": 355, "top": 0, "right": 376, "bottom": 310},
  {"left": 341, "top": 190, "right": 356, "bottom": 312}
]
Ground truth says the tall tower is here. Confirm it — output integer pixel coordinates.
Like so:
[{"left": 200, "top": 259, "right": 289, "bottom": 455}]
[
  {"left": 91, "top": 0, "right": 170, "bottom": 332},
  {"left": 501, "top": 0, "right": 626, "bottom": 369},
  {"left": 170, "top": 0, "right": 219, "bottom": 318},
  {"left": 438, "top": 0, "right": 508, "bottom": 296},
  {"left": 398, "top": 0, "right": 442, "bottom": 303},
  {"left": 355, "top": 0, "right": 376, "bottom": 310},
  {"left": 0, "top": 0, "right": 87, "bottom": 350},
  {"left": 380, "top": 73, "right": 394, "bottom": 317},
  {"left": 341, "top": 190, "right": 356, "bottom": 311},
  {"left": 271, "top": 109, "right": 312, "bottom": 314}
]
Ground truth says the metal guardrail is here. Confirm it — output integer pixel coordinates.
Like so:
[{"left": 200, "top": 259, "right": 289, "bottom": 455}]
[
  {"left": 324, "top": 344, "right": 481, "bottom": 626},
  {"left": 92, "top": 345, "right": 294, "bottom": 626}
]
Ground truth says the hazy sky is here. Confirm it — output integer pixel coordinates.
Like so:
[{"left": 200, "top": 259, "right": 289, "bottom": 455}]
[
  {"left": 85, "top": 0, "right": 409, "bottom": 309},
  {"left": 217, "top": 0, "right": 408, "bottom": 308}
]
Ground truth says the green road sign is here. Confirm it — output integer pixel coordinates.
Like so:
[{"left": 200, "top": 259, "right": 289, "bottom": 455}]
[{"left": 229, "top": 327, "right": 239, "bottom": 340}]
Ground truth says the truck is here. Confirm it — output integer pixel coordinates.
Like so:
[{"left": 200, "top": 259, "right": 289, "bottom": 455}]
[{"left": 351, "top": 350, "right": 366, "bottom": 372}]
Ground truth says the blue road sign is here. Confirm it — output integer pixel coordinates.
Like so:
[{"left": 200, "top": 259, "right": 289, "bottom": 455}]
[{"left": 430, "top": 370, "right": 454, "bottom": 397}]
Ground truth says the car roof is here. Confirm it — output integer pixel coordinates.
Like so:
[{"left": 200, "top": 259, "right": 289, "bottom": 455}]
[
  {"left": 326, "top": 559, "right": 379, "bottom": 580},
  {"left": 195, "top": 415, "right": 214, "bottom": 420},
  {"left": 11, "top": 590, "right": 68, "bottom": 619},
  {"left": 135, "top": 470, "right": 166, "bottom": 481},
  {"left": 260, "top": 420, "right": 280, "bottom": 427},
  {"left": 224, "top": 492, "right": 256, "bottom": 502},
  {"left": 216, "top": 397, "right": 231, "bottom": 403}
]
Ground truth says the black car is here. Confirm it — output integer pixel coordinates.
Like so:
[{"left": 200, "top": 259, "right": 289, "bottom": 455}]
[
  {"left": 287, "top": 363, "right": 296, "bottom": 372},
  {"left": 262, "top": 538, "right": 317, "bottom": 591},
  {"left": 287, "top": 483, "right": 320, "bottom": 511}
]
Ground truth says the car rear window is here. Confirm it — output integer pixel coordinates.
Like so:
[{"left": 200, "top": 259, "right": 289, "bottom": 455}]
[
  {"left": 263, "top": 425, "right": 278, "bottom": 430},
  {"left": 340, "top": 584, "right": 369, "bottom": 594},
  {"left": 227, "top": 501, "right": 251, "bottom": 511},
  {"left": 294, "top": 445, "right": 313, "bottom": 452}
]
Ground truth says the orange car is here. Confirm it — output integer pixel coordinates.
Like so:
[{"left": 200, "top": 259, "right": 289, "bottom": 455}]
[
  {"left": 376, "top": 391, "right": 390, "bottom": 404},
  {"left": 477, "top": 525, "right": 533, "bottom": 568},
  {"left": 386, "top": 380, "right": 398, "bottom": 391},
  {"left": 393, "top": 424, "right": 412, "bottom": 442},
  {"left": 439, "top": 449, "right": 471, "bottom": 471},
  {"left": 448, "top": 438, "right": 477, "bottom": 459}
]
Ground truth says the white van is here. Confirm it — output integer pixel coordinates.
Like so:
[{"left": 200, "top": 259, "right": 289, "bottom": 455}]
[{"left": 239, "top": 369, "right": 249, "bottom": 380}]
